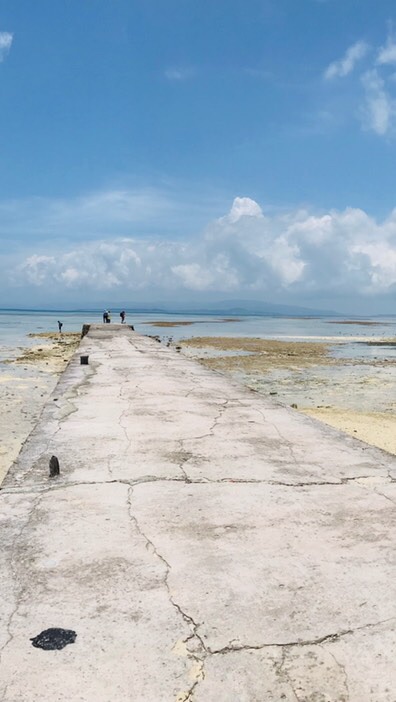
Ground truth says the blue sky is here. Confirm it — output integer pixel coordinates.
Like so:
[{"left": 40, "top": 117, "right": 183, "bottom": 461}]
[{"left": 2, "top": 0, "right": 396, "bottom": 312}]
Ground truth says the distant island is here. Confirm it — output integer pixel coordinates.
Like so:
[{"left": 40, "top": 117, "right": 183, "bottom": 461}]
[{"left": 0, "top": 299, "right": 340, "bottom": 317}]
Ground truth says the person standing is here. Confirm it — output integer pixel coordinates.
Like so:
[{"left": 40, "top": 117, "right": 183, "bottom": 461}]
[
  {"left": 120, "top": 310, "right": 126, "bottom": 324},
  {"left": 103, "top": 310, "right": 108, "bottom": 323},
  {"left": 57, "top": 320, "right": 63, "bottom": 333}
]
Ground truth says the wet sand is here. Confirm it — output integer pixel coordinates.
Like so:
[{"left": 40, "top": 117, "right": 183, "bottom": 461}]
[
  {"left": 11, "top": 331, "right": 81, "bottom": 371},
  {"left": 180, "top": 336, "right": 396, "bottom": 457},
  {"left": 180, "top": 336, "right": 334, "bottom": 369},
  {"left": 0, "top": 332, "right": 80, "bottom": 484}
]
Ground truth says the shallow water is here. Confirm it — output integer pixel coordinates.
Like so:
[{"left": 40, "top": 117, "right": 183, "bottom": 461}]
[
  {"left": 241, "top": 363, "right": 396, "bottom": 413},
  {"left": 331, "top": 341, "right": 396, "bottom": 361},
  {"left": 0, "top": 309, "right": 395, "bottom": 362},
  {"left": 138, "top": 314, "right": 396, "bottom": 345}
]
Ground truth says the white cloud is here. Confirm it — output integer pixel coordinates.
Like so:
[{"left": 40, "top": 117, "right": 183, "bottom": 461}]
[
  {"left": 0, "top": 186, "right": 225, "bottom": 242},
  {"left": 324, "top": 41, "right": 369, "bottom": 80},
  {"left": 223, "top": 196, "right": 264, "bottom": 223},
  {"left": 9, "top": 197, "right": 396, "bottom": 304},
  {"left": 19, "top": 255, "right": 56, "bottom": 285},
  {"left": 361, "top": 69, "right": 394, "bottom": 135},
  {"left": 351, "top": 241, "right": 396, "bottom": 289},
  {"left": 377, "top": 33, "right": 396, "bottom": 65},
  {"left": 0, "top": 32, "right": 13, "bottom": 62},
  {"left": 164, "top": 67, "right": 195, "bottom": 81},
  {"left": 322, "top": 31, "right": 396, "bottom": 137}
]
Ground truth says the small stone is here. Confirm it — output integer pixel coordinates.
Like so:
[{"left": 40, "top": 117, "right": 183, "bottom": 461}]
[{"left": 291, "top": 403, "right": 298, "bottom": 409}]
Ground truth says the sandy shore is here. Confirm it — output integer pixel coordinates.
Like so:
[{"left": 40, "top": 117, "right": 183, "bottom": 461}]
[
  {"left": 0, "top": 332, "right": 80, "bottom": 484},
  {"left": 180, "top": 336, "right": 396, "bottom": 457},
  {"left": 302, "top": 408, "right": 396, "bottom": 455}
]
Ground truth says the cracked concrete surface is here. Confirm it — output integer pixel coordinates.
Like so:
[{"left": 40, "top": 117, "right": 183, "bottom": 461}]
[{"left": 1, "top": 324, "right": 396, "bottom": 701}]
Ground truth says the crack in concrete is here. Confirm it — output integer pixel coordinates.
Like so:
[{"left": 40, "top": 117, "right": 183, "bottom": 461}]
[
  {"left": 0, "top": 475, "right": 185, "bottom": 496},
  {"left": 121, "top": 484, "right": 395, "bottom": 697},
  {"left": 1, "top": 472, "right": 395, "bottom": 497},
  {"left": 277, "top": 649, "right": 301, "bottom": 702},
  {"left": 0, "top": 493, "right": 43, "bottom": 680},
  {"left": 320, "top": 644, "right": 350, "bottom": 701},
  {"left": 176, "top": 667, "right": 205, "bottom": 702},
  {"left": 106, "top": 457, "right": 114, "bottom": 480},
  {"left": 217, "top": 475, "right": 392, "bottom": 487},
  {"left": 126, "top": 486, "right": 206, "bottom": 697},
  {"left": 252, "top": 403, "right": 396, "bottom": 477},
  {"left": 253, "top": 407, "right": 305, "bottom": 469},
  {"left": 0, "top": 467, "right": 394, "bottom": 699},
  {"left": 374, "top": 488, "right": 396, "bottom": 506},
  {"left": 207, "top": 616, "right": 396, "bottom": 655},
  {"left": 186, "top": 400, "right": 230, "bottom": 443},
  {"left": 386, "top": 467, "right": 396, "bottom": 482},
  {"left": 175, "top": 441, "right": 193, "bottom": 483},
  {"left": 118, "top": 386, "right": 133, "bottom": 457}
]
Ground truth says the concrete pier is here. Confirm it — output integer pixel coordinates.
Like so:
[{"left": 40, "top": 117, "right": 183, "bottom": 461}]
[{"left": 1, "top": 324, "right": 396, "bottom": 701}]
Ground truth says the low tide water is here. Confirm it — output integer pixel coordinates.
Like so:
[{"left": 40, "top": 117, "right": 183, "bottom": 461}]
[{"left": 1, "top": 309, "right": 396, "bottom": 362}]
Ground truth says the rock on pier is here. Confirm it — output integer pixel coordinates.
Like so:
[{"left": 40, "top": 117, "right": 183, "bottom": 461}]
[{"left": 1, "top": 324, "right": 396, "bottom": 701}]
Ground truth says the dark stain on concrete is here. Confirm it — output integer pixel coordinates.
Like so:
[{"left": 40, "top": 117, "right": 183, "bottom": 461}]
[{"left": 30, "top": 628, "right": 77, "bottom": 650}]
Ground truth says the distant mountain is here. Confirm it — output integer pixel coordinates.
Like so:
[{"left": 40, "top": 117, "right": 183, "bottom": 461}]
[
  {"left": 0, "top": 299, "right": 340, "bottom": 316},
  {"left": 109, "top": 299, "right": 340, "bottom": 317},
  {"left": 176, "top": 299, "right": 339, "bottom": 316}
]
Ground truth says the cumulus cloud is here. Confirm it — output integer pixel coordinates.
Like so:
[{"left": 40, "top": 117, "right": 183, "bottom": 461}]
[
  {"left": 0, "top": 32, "right": 13, "bottom": 62},
  {"left": 10, "top": 197, "right": 396, "bottom": 304},
  {"left": 224, "top": 196, "right": 264, "bottom": 223},
  {"left": 324, "top": 41, "right": 369, "bottom": 80}
]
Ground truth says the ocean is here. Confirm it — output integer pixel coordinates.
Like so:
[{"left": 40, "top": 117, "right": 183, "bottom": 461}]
[{"left": 1, "top": 309, "right": 396, "bottom": 362}]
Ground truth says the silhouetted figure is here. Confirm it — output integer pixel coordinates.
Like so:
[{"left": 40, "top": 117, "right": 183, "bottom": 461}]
[
  {"left": 57, "top": 321, "right": 63, "bottom": 333},
  {"left": 120, "top": 310, "right": 126, "bottom": 323}
]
